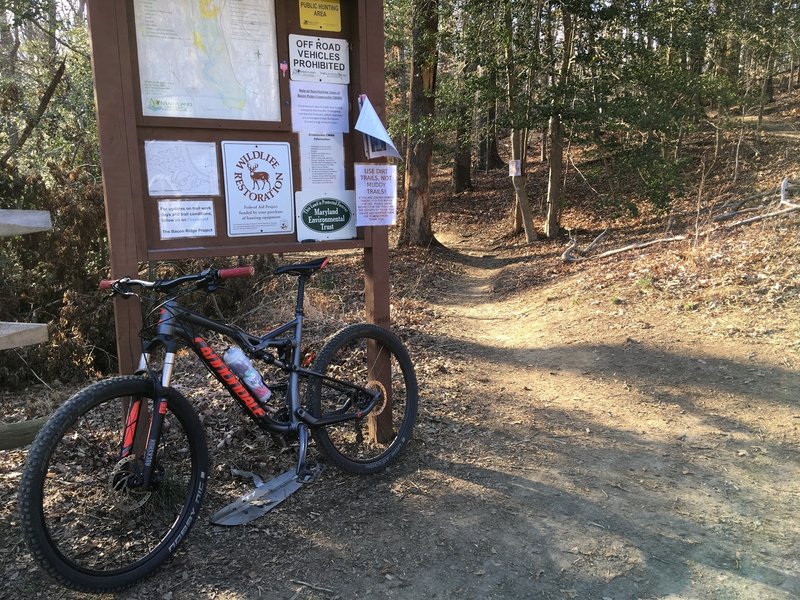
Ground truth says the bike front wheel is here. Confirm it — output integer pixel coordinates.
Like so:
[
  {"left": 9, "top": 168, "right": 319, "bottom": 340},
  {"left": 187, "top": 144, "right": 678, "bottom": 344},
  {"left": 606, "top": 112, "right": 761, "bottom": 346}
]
[
  {"left": 18, "top": 376, "right": 208, "bottom": 592},
  {"left": 308, "top": 323, "right": 418, "bottom": 474}
]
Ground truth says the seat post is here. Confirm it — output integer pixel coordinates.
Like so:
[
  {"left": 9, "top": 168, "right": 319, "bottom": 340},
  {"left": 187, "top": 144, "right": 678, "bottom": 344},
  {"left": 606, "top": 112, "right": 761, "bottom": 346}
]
[{"left": 295, "top": 274, "right": 308, "bottom": 317}]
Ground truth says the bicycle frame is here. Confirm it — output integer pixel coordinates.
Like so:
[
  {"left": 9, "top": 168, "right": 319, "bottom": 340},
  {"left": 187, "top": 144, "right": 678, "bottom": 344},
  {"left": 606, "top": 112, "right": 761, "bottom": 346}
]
[{"left": 126, "top": 274, "right": 382, "bottom": 486}]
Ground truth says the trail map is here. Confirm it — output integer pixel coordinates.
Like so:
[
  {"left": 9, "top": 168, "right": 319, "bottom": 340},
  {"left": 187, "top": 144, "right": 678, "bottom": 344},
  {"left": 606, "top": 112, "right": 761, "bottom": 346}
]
[{"left": 134, "top": 0, "right": 281, "bottom": 121}]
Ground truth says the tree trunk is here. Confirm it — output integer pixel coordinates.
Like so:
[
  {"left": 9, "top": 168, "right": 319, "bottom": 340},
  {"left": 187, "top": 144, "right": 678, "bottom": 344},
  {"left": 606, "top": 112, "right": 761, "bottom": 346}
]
[
  {"left": 540, "top": 125, "right": 548, "bottom": 162},
  {"left": 399, "top": 0, "right": 438, "bottom": 247},
  {"left": 505, "top": 0, "right": 536, "bottom": 243},
  {"left": 0, "top": 56, "right": 67, "bottom": 167},
  {"left": 476, "top": 91, "right": 504, "bottom": 171},
  {"left": 452, "top": 111, "right": 471, "bottom": 193},
  {"left": 452, "top": 63, "right": 473, "bottom": 194},
  {"left": 485, "top": 108, "right": 504, "bottom": 169},
  {"left": 544, "top": 10, "right": 574, "bottom": 239},
  {"left": 510, "top": 129, "right": 536, "bottom": 241},
  {"left": 545, "top": 114, "right": 563, "bottom": 238},
  {"left": 756, "top": 52, "right": 773, "bottom": 145}
]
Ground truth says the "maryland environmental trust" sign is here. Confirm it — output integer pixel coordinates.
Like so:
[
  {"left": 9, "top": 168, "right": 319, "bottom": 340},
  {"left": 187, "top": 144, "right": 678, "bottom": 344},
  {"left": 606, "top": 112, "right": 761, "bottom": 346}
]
[{"left": 295, "top": 190, "right": 356, "bottom": 241}]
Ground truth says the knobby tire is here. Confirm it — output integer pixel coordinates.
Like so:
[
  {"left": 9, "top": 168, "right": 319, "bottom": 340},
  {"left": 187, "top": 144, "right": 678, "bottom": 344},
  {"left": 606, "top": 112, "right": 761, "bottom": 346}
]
[
  {"left": 18, "top": 376, "right": 208, "bottom": 593},
  {"left": 308, "top": 324, "right": 418, "bottom": 474}
]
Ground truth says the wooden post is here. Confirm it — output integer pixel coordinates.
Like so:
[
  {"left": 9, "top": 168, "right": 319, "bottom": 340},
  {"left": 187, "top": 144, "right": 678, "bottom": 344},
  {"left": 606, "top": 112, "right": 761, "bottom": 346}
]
[
  {"left": 355, "top": 0, "right": 394, "bottom": 442},
  {"left": 86, "top": 1, "right": 144, "bottom": 374},
  {"left": 358, "top": 0, "right": 390, "bottom": 329}
]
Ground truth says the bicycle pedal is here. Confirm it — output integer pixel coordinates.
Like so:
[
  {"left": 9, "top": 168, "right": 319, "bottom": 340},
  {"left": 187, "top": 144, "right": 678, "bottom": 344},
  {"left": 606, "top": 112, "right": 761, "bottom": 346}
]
[{"left": 209, "top": 464, "right": 323, "bottom": 526}]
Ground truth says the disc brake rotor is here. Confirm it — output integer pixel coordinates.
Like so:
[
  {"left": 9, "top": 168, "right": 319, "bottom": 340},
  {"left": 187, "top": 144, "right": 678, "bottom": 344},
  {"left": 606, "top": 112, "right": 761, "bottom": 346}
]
[
  {"left": 366, "top": 380, "right": 388, "bottom": 416},
  {"left": 108, "top": 455, "right": 151, "bottom": 512}
]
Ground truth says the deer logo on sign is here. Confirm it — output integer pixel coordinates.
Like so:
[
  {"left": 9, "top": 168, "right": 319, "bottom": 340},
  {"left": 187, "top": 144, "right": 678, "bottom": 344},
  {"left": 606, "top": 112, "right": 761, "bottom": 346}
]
[
  {"left": 248, "top": 163, "right": 271, "bottom": 191},
  {"left": 232, "top": 149, "right": 285, "bottom": 203}
]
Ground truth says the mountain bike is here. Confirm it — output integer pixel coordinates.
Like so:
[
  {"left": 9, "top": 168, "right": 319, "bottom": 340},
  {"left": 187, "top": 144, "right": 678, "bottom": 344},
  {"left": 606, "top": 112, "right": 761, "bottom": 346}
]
[{"left": 17, "top": 257, "right": 418, "bottom": 593}]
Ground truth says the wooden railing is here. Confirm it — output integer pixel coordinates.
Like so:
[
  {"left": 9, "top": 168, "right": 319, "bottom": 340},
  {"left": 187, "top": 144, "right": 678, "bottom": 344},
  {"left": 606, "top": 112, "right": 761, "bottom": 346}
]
[{"left": 0, "top": 209, "right": 52, "bottom": 449}]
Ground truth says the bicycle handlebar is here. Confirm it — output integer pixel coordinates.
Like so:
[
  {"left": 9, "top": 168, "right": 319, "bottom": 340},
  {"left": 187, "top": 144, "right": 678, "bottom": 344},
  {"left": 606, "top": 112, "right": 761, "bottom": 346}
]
[
  {"left": 99, "top": 266, "right": 254, "bottom": 294},
  {"left": 218, "top": 266, "right": 255, "bottom": 279}
]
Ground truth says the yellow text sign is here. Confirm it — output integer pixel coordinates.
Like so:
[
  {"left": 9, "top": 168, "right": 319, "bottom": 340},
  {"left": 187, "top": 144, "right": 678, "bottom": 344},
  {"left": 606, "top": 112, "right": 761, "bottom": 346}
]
[{"left": 299, "top": 0, "right": 341, "bottom": 32}]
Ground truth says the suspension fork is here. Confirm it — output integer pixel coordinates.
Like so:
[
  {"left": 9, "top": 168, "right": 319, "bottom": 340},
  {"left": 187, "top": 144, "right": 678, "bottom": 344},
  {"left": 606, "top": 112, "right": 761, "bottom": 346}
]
[
  {"left": 139, "top": 350, "right": 175, "bottom": 488},
  {"left": 120, "top": 304, "right": 179, "bottom": 489}
]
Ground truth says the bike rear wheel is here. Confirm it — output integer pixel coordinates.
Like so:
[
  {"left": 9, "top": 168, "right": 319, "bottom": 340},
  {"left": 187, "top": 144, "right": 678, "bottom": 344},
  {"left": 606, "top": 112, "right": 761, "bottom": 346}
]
[
  {"left": 308, "top": 323, "right": 418, "bottom": 474},
  {"left": 18, "top": 376, "right": 208, "bottom": 592}
]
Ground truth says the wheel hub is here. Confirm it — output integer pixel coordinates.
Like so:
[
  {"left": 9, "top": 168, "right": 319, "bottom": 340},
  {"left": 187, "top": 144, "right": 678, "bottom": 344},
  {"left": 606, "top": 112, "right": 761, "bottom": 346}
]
[{"left": 366, "top": 380, "right": 388, "bottom": 416}]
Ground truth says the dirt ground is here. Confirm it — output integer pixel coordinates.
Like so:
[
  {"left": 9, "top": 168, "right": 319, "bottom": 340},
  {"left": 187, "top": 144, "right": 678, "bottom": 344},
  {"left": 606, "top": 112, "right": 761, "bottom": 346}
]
[{"left": 2, "top": 107, "right": 800, "bottom": 599}]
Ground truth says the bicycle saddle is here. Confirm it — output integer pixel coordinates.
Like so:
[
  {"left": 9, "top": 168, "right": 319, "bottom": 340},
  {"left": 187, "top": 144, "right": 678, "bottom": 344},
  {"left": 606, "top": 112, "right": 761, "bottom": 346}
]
[{"left": 273, "top": 257, "right": 329, "bottom": 277}]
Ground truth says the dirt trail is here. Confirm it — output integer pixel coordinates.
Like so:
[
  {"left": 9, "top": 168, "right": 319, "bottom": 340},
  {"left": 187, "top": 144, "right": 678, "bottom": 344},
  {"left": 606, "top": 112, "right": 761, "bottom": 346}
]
[{"left": 401, "top": 228, "right": 800, "bottom": 599}]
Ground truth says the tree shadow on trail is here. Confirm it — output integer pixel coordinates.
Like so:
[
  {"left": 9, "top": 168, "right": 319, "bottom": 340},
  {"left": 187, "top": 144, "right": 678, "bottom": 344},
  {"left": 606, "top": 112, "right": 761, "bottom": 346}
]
[
  {"left": 411, "top": 329, "right": 800, "bottom": 419},
  {"left": 384, "top": 447, "right": 800, "bottom": 599},
  {"left": 433, "top": 242, "right": 549, "bottom": 271}
]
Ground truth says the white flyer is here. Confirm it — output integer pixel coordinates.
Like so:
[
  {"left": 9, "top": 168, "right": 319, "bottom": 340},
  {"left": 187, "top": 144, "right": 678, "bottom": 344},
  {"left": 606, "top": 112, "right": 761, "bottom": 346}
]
[
  {"left": 354, "top": 95, "right": 401, "bottom": 159},
  {"left": 290, "top": 81, "right": 349, "bottom": 133},
  {"left": 145, "top": 140, "right": 219, "bottom": 196},
  {"left": 289, "top": 35, "right": 350, "bottom": 84},
  {"left": 299, "top": 133, "right": 345, "bottom": 190},
  {"left": 158, "top": 199, "right": 216, "bottom": 239},
  {"left": 221, "top": 141, "right": 294, "bottom": 237},
  {"left": 295, "top": 190, "right": 356, "bottom": 241},
  {"left": 354, "top": 164, "right": 397, "bottom": 227},
  {"left": 133, "top": 0, "right": 281, "bottom": 121}
]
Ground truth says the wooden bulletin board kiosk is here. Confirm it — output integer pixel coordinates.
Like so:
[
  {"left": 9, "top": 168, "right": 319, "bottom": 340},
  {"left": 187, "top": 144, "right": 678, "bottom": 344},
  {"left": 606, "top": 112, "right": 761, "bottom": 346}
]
[{"left": 86, "top": 0, "right": 390, "bottom": 373}]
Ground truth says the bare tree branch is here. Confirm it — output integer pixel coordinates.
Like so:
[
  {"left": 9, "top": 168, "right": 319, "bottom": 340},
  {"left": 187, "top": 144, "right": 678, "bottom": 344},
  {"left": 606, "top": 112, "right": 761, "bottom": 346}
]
[{"left": 0, "top": 55, "right": 66, "bottom": 167}]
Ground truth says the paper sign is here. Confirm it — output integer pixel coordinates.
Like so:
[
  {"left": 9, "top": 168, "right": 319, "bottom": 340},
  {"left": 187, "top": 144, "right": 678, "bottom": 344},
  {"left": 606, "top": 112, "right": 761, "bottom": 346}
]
[
  {"left": 289, "top": 35, "right": 349, "bottom": 84},
  {"left": 355, "top": 164, "right": 397, "bottom": 226},
  {"left": 509, "top": 160, "right": 521, "bottom": 177},
  {"left": 299, "top": 0, "right": 341, "bottom": 32},
  {"left": 158, "top": 200, "right": 216, "bottom": 239},
  {"left": 221, "top": 141, "right": 294, "bottom": 237},
  {"left": 300, "top": 133, "right": 345, "bottom": 190},
  {"left": 295, "top": 190, "right": 356, "bottom": 241},
  {"left": 290, "top": 81, "right": 349, "bottom": 133},
  {"left": 354, "top": 95, "right": 401, "bottom": 159},
  {"left": 145, "top": 141, "right": 219, "bottom": 197}
]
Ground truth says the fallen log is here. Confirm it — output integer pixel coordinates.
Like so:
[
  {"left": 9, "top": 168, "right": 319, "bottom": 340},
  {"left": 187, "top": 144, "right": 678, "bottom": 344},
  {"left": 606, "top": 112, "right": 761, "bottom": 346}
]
[
  {"left": 563, "top": 235, "right": 688, "bottom": 262},
  {"left": 0, "top": 417, "right": 47, "bottom": 450},
  {"left": 723, "top": 203, "right": 800, "bottom": 229},
  {"left": 564, "top": 193, "right": 800, "bottom": 263}
]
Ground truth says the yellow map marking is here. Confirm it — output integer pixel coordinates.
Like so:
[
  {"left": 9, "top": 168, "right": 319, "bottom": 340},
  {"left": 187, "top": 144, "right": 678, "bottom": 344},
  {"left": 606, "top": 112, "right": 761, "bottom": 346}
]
[{"left": 199, "top": 0, "right": 222, "bottom": 19}]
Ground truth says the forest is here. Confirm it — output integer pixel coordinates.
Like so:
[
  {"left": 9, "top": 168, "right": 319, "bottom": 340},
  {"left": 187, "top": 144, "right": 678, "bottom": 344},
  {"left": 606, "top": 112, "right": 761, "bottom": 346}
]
[{"left": 0, "top": 0, "right": 798, "bottom": 381}]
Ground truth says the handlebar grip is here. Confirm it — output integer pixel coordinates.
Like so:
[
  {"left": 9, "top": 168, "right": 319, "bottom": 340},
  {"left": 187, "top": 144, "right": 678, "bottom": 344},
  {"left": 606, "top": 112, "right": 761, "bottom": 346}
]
[
  {"left": 99, "top": 279, "right": 116, "bottom": 290},
  {"left": 218, "top": 266, "right": 254, "bottom": 280}
]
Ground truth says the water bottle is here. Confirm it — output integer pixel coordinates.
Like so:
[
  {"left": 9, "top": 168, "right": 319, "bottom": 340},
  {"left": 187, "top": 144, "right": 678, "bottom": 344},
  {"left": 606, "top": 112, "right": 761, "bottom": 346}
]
[{"left": 223, "top": 346, "right": 272, "bottom": 403}]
